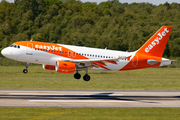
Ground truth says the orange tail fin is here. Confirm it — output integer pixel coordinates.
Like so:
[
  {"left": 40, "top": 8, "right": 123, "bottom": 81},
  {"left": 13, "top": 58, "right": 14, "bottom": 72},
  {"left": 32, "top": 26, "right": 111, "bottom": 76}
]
[{"left": 137, "top": 26, "right": 172, "bottom": 57}]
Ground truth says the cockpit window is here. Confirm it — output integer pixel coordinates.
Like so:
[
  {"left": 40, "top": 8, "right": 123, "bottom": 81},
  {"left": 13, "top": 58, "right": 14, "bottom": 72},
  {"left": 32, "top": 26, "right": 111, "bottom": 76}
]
[{"left": 9, "top": 45, "right": 20, "bottom": 49}]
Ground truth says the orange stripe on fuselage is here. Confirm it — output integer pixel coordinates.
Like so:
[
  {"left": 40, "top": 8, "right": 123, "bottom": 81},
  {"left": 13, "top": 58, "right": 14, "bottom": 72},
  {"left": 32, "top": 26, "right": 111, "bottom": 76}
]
[
  {"left": 13, "top": 41, "right": 89, "bottom": 60},
  {"left": 104, "top": 60, "right": 117, "bottom": 64},
  {"left": 97, "top": 65, "right": 111, "bottom": 71},
  {"left": 91, "top": 65, "right": 99, "bottom": 68},
  {"left": 120, "top": 53, "right": 161, "bottom": 71}
]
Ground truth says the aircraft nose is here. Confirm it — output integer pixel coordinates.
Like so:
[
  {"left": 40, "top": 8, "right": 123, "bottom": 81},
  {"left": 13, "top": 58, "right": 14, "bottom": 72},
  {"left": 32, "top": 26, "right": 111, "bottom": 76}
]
[
  {"left": 1, "top": 48, "right": 5, "bottom": 56},
  {"left": 1, "top": 48, "right": 9, "bottom": 57}
]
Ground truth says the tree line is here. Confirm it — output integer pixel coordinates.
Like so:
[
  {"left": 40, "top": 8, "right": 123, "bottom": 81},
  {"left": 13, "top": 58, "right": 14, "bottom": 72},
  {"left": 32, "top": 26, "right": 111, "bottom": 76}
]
[{"left": 0, "top": 0, "right": 180, "bottom": 57}]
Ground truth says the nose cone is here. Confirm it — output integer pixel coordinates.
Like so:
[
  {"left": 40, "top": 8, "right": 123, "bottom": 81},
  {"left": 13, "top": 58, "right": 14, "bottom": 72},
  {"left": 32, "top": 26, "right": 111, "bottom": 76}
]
[
  {"left": 1, "top": 48, "right": 6, "bottom": 56},
  {"left": 1, "top": 47, "right": 10, "bottom": 57}
]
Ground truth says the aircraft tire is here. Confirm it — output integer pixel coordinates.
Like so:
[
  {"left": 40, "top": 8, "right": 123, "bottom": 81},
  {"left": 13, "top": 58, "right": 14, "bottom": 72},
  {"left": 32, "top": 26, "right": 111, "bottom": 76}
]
[
  {"left": 23, "top": 69, "right": 28, "bottom": 74},
  {"left": 83, "top": 74, "right": 90, "bottom": 81},
  {"left": 74, "top": 72, "right": 81, "bottom": 79}
]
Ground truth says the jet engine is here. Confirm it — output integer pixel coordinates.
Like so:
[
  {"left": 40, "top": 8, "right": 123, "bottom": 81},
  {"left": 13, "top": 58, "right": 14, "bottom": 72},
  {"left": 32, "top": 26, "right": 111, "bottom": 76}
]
[
  {"left": 42, "top": 64, "right": 55, "bottom": 71},
  {"left": 55, "top": 61, "right": 76, "bottom": 73}
]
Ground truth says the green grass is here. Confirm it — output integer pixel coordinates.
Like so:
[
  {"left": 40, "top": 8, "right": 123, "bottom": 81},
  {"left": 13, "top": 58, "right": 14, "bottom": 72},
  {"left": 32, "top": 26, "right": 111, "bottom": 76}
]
[
  {"left": 0, "top": 66, "right": 180, "bottom": 90},
  {"left": 0, "top": 107, "right": 180, "bottom": 120}
]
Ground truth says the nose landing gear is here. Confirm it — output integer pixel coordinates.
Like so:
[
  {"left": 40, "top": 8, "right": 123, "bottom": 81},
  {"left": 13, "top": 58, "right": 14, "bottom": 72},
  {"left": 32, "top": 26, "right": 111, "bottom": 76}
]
[{"left": 23, "top": 62, "right": 29, "bottom": 74}]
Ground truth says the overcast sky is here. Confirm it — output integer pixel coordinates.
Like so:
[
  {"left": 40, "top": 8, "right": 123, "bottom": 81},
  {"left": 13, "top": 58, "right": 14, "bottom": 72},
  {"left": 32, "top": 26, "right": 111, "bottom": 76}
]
[{"left": 1, "top": 0, "right": 180, "bottom": 5}]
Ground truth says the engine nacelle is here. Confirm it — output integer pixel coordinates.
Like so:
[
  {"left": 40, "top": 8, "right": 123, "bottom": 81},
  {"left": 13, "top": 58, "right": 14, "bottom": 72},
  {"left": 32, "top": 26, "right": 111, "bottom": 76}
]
[
  {"left": 55, "top": 61, "right": 76, "bottom": 73},
  {"left": 42, "top": 64, "right": 55, "bottom": 71}
]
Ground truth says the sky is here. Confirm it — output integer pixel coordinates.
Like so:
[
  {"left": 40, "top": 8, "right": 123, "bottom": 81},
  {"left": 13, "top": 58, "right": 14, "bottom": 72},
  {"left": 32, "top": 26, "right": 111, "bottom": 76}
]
[{"left": 1, "top": 0, "right": 180, "bottom": 5}]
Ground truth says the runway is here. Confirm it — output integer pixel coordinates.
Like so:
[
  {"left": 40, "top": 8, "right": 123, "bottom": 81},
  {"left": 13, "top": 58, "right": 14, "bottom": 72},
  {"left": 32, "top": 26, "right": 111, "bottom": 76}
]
[{"left": 0, "top": 89, "right": 180, "bottom": 108}]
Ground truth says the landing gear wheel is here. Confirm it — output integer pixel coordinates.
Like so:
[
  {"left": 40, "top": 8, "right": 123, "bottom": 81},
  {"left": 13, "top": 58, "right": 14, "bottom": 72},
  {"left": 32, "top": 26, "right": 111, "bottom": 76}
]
[
  {"left": 83, "top": 74, "right": 90, "bottom": 81},
  {"left": 23, "top": 69, "right": 28, "bottom": 74},
  {"left": 74, "top": 72, "right": 81, "bottom": 79},
  {"left": 23, "top": 62, "right": 29, "bottom": 74}
]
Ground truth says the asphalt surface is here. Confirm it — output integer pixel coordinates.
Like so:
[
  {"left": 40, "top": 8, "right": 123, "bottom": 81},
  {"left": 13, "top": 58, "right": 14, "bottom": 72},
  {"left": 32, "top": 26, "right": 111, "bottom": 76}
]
[{"left": 0, "top": 89, "right": 180, "bottom": 108}]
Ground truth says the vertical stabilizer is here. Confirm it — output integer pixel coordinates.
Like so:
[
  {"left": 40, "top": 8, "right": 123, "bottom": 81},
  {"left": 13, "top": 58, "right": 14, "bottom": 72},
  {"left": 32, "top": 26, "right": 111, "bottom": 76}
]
[{"left": 137, "top": 26, "right": 172, "bottom": 57}]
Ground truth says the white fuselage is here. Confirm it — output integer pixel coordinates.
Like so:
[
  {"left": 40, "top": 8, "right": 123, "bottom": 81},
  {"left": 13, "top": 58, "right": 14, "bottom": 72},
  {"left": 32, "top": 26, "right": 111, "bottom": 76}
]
[{"left": 2, "top": 43, "right": 135, "bottom": 71}]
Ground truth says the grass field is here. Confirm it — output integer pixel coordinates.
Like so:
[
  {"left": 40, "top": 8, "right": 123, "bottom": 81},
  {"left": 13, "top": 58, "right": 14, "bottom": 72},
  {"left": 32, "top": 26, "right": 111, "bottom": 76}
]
[
  {"left": 0, "top": 66, "right": 180, "bottom": 90},
  {"left": 0, "top": 107, "right": 180, "bottom": 120}
]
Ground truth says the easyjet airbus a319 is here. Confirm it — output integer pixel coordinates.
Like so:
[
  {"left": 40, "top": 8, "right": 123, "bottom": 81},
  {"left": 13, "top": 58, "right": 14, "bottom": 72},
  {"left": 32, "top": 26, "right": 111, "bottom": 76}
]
[{"left": 1, "top": 26, "right": 174, "bottom": 81}]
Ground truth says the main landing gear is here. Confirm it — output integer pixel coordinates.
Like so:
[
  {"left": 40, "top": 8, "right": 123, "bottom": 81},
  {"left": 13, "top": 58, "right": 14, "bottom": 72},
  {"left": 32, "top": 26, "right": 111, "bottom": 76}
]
[
  {"left": 83, "top": 74, "right": 90, "bottom": 81},
  {"left": 74, "top": 68, "right": 91, "bottom": 81},
  {"left": 23, "top": 62, "right": 29, "bottom": 74},
  {"left": 74, "top": 72, "right": 81, "bottom": 79}
]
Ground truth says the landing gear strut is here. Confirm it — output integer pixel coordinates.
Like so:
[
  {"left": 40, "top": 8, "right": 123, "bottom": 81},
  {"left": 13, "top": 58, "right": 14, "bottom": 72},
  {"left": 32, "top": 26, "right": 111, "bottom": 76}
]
[
  {"left": 74, "top": 71, "right": 81, "bottom": 79},
  {"left": 23, "top": 62, "right": 29, "bottom": 74}
]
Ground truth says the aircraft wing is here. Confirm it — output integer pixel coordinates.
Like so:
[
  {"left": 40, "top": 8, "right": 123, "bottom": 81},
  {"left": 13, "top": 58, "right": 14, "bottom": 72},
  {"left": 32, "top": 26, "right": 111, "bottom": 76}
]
[{"left": 63, "top": 56, "right": 131, "bottom": 67}]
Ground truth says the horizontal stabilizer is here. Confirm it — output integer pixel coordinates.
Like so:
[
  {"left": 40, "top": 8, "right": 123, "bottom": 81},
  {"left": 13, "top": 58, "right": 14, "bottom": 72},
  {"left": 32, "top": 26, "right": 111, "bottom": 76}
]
[{"left": 147, "top": 59, "right": 176, "bottom": 65}]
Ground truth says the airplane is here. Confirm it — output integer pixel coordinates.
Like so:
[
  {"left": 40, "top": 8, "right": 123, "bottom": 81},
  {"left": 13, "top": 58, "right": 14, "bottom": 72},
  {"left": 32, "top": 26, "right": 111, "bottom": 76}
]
[{"left": 1, "top": 26, "right": 174, "bottom": 81}]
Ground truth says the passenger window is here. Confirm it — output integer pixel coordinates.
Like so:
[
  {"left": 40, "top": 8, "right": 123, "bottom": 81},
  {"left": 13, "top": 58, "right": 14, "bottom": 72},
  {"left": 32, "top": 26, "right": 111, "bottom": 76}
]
[{"left": 18, "top": 45, "right": 20, "bottom": 48}]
